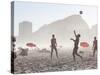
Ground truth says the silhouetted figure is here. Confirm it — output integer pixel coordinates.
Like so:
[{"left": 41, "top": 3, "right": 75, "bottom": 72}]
[
  {"left": 92, "top": 37, "right": 97, "bottom": 57},
  {"left": 50, "top": 34, "right": 58, "bottom": 60},
  {"left": 70, "top": 30, "right": 82, "bottom": 61},
  {"left": 11, "top": 36, "right": 16, "bottom": 73}
]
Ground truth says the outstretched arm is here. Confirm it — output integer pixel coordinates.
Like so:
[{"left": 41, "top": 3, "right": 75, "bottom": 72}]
[
  {"left": 74, "top": 30, "right": 77, "bottom": 37},
  {"left": 70, "top": 38, "right": 75, "bottom": 42}
]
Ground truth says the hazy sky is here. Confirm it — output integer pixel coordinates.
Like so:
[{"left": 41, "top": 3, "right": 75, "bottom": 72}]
[{"left": 14, "top": 1, "right": 97, "bottom": 36}]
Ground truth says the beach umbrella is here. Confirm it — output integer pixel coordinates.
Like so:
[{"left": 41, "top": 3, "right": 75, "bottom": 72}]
[
  {"left": 26, "top": 43, "right": 36, "bottom": 48},
  {"left": 80, "top": 42, "right": 89, "bottom": 48}
]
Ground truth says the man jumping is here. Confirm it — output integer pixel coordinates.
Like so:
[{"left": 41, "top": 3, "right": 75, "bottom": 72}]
[{"left": 70, "top": 30, "right": 82, "bottom": 61}]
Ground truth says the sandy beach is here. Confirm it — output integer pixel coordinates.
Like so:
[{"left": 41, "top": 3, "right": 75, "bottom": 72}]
[{"left": 14, "top": 47, "right": 97, "bottom": 74}]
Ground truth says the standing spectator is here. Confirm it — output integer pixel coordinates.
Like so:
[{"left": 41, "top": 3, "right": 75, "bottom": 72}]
[
  {"left": 92, "top": 36, "right": 97, "bottom": 57},
  {"left": 50, "top": 34, "right": 58, "bottom": 60}
]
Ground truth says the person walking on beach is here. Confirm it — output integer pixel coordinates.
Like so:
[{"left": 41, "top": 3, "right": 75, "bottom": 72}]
[
  {"left": 70, "top": 30, "right": 82, "bottom": 61},
  {"left": 92, "top": 36, "right": 97, "bottom": 57},
  {"left": 50, "top": 34, "right": 58, "bottom": 60}
]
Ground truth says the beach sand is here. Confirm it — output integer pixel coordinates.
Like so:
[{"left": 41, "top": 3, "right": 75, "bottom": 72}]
[{"left": 14, "top": 47, "right": 97, "bottom": 74}]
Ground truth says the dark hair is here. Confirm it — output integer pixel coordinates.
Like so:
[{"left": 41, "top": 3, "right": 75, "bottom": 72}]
[
  {"left": 52, "top": 34, "right": 55, "bottom": 37},
  {"left": 78, "top": 34, "right": 81, "bottom": 37},
  {"left": 94, "top": 36, "right": 96, "bottom": 39}
]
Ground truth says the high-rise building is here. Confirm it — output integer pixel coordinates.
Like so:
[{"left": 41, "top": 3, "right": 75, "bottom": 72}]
[
  {"left": 19, "top": 21, "right": 32, "bottom": 37},
  {"left": 16, "top": 21, "right": 33, "bottom": 47}
]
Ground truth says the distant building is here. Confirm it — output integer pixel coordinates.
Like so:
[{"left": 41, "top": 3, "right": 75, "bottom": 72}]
[
  {"left": 19, "top": 21, "right": 32, "bottom": 37},
  {"left": 16, "top": 21, "right": 33, "bottom": 47}
]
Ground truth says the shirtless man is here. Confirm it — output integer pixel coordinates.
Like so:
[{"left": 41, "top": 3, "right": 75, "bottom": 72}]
[
  {"left": 92, "top": 36, "right": 97, "bottom": 57},
  {"left": 70, "top": 30, "right": 82, "bottom": 61},
  {"left": 51, "top": 34, "right": 58, "bottom": 60}
]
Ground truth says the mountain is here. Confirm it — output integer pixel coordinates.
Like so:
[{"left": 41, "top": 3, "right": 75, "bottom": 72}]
[
  {"left": 32, "top": 15, "right": 96, "bottom": 48},
  {"left": 89, "top": 24, "right": 97, "bottom": 43},
  {"left": 90, "top": 24, "right": 97, "bottom": 36},
  {"left": 16, "top": 15, "right": 97, "bottom": 48}
]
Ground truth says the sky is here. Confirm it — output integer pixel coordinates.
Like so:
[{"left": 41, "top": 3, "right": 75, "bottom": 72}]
[{"left": 14, "top": 1, "right": 97, "bottom": 36}]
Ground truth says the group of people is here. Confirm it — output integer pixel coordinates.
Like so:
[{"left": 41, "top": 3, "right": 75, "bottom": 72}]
[
  {"left": 50, "top": 30, "right": 97, "bottom": 61},
  {"left": 11, "top": 30, "right": 97, "bottom": 63}
]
